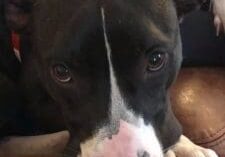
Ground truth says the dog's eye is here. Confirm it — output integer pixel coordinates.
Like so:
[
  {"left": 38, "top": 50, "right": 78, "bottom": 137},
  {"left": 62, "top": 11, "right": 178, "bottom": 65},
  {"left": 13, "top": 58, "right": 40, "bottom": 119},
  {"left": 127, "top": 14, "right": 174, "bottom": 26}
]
[
  {"left": 147, "top": 51, "right": 166, "bottom": 72},
  {"left": 52, "top": 64, "right": 71, "bottom": 83}
]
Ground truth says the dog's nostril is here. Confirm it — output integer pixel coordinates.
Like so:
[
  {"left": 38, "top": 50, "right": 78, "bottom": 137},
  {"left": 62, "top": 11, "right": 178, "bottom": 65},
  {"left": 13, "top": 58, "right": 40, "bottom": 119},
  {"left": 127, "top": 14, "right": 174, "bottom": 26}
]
[{"left": 137, "top": 150, "right": 150, "bottom": 157}]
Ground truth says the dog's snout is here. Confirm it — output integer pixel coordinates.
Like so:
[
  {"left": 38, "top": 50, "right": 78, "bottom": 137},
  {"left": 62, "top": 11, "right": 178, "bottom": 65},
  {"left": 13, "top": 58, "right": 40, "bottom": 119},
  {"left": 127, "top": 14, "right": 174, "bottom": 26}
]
[
  {"left": 138, "top": 150, "right": 150, "bottom": 157},
  {"left": 80, "top": 120, "right": 164, "bottom": 157}
]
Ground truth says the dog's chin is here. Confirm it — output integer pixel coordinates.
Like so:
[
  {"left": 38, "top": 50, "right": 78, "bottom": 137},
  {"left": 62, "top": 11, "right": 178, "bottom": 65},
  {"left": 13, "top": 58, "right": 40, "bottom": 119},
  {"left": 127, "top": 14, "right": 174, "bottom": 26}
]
[
  {"left": 0, "top": 132, "right": 218, "bottom": 157},
  {"left": 79, "top": 120, "right": 163, "bottom": 157}
]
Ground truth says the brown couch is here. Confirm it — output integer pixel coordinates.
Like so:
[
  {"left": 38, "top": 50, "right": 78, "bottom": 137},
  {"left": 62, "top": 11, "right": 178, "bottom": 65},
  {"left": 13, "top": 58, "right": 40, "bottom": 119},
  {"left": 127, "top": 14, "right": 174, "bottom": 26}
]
[
  {"left": 170, "top": 10, "right": 225, "bottom": 157},
  {"left": 171, "top": 68, "right": 225, "bottom": 157}
]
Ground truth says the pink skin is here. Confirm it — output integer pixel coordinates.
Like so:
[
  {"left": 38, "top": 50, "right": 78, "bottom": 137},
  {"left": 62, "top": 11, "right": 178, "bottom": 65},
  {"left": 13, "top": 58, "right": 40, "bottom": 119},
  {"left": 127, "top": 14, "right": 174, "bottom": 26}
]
[
  {"left": 80, "top": 120, "right": 163, "bottom": 157},
  {"left": 100, "top": 121, "right": 149, "bottom": 157},
  {"left": 212, "top": 0, "right": 225, "bottom": 35},
  {"left": 100, "top": 122, "right": 140, "bottom": 157}
]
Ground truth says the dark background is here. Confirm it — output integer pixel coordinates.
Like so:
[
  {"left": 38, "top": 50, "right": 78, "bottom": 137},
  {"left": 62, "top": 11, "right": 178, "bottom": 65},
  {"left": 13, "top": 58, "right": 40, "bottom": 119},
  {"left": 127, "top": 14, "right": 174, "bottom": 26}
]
[{"left": 180, "top": 10, "right": 225, "bottom": 66}]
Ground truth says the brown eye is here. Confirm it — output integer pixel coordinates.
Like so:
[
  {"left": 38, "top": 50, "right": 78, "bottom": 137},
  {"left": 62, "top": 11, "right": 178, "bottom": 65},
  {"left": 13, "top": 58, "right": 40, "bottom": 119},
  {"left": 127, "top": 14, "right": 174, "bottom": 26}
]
[
  {"left": 147, "top": 51, "right": 166, "bottom": 72},
  {"left": 52, "top": 64, "right": 71, "bottom": 83}
]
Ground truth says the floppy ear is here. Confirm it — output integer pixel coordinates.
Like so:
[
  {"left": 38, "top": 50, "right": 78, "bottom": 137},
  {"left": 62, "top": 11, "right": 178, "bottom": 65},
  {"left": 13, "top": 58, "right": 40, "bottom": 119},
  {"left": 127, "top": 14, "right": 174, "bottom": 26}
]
[
  {"left": 173, "top": 0, "right": 208, "bottom": 18},
  {"left": 2, "top": 0, "right": 33, "bottom": 32}
]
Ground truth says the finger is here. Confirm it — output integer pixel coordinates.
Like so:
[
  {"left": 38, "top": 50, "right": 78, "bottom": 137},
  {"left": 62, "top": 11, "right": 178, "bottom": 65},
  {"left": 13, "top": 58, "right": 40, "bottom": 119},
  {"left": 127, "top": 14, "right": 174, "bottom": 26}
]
[
  {"left": 214, "top": 15, "right": 222, "bottom": 36},
  {"left": 212, "top": 0, "right": 225, "bottom": 34},
  {"left": 202, "top": 149, "right": 218, "bottom": 157},
  {"left": 0, "top": 131, "right": 70, "bottom": 157},
  {"left": 165, "top": 150, "right": 176, "bottom": 157},
  {"left": 192, "top": 151, "right": 208, "bottom": 157}
]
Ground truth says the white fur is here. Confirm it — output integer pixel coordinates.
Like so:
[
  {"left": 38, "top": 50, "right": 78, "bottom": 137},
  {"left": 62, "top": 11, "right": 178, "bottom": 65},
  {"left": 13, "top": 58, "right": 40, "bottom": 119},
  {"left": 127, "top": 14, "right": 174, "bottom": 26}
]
[{"left": 165, "top": 135, "right": 218, "bottom": 157}]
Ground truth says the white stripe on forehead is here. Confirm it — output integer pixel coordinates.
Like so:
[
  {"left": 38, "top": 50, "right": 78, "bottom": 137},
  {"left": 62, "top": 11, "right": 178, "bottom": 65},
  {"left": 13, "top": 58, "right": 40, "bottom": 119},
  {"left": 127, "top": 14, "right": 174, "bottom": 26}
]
[
  {"left": 101, "top": 7, "right": 135, "bottom": 123},
  {"left": 78, "top": 9, "right": 163, "bottom": 157}
]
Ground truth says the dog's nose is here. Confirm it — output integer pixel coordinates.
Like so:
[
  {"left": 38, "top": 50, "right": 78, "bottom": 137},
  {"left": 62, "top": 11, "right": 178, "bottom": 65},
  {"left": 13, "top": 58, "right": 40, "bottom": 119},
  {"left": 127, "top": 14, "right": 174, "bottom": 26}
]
[{"left": 137, "top": 150, "right": 150, "bottom": 157}]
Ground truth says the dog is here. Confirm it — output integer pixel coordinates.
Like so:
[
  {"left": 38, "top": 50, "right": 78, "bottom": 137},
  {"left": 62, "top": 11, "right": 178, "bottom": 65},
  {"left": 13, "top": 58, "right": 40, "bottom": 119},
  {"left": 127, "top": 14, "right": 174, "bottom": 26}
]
[{"left": 0, "top": 0, "right": 219, "bottom": 157}]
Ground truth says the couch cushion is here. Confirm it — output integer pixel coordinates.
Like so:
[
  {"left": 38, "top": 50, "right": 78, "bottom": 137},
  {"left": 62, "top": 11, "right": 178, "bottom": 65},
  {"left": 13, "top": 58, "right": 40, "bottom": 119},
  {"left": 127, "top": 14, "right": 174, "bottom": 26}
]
[
  {"left": 170, "top": 68, "right": 225, "bottom": 156},
  {"left": 180, "top": 11, "right": 225, "bottom": 66}
]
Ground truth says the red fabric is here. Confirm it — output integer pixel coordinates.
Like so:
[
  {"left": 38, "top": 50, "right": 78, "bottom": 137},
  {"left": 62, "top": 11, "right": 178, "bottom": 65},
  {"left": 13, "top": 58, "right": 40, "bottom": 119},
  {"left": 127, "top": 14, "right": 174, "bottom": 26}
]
[
  {"left": 11, "top": 31, "right": 20, "bottom": 52},
  {"left": 11, "top": 31, "right": 21, "bottom": 62}
]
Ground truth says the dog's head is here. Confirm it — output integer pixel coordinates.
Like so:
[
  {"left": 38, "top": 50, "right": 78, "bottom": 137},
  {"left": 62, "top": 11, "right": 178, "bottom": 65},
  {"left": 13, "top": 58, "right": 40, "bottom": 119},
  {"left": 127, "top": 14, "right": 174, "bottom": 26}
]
[{"left": 3, "top": 0, "right": 205, "bottom": 156}]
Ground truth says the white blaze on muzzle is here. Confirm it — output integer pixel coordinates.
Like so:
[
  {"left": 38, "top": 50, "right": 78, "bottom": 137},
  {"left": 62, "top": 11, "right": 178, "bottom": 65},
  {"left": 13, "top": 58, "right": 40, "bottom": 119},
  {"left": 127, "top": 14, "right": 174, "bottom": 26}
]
[{"left": 79, "top": 7, "right": 163, "bottom": 157}]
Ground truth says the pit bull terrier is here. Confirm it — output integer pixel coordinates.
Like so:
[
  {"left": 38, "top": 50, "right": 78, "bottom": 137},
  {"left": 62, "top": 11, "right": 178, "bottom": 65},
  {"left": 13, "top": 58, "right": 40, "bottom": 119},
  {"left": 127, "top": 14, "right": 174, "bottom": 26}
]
[{"left": 0, "top": 0, "right": 219, "bottom": 157}]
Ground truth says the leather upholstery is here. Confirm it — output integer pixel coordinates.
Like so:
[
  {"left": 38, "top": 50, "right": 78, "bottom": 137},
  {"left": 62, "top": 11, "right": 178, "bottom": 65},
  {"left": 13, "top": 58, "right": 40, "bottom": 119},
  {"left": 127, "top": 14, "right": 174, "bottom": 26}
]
[{"left": 171, "top": 68, "right": 225, "bottom": 156}]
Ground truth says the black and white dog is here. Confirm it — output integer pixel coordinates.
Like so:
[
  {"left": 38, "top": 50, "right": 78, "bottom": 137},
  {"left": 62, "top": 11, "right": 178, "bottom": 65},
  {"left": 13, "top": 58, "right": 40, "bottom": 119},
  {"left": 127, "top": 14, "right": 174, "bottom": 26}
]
[{"left": 0, "top": 0, "right": 219, "bottom": 157}]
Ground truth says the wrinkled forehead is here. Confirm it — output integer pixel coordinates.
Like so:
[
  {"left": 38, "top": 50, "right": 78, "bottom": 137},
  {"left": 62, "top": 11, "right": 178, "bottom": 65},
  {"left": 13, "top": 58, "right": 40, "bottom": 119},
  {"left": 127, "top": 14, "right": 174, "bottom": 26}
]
[
  {"left": 100, "top": 0, "right": 178, "bottom": 50},
  {"left": 102, "top": 0, "right": 178, "bottom": 34},
  {"left": 33, "top": 0, "right": 178, "bottom": 56}
]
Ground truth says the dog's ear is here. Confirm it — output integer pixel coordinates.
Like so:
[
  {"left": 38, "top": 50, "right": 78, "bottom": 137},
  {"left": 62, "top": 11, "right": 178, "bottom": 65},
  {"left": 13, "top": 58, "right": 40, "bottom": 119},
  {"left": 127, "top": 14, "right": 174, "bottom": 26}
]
[
  {"left": 173, "top": 0, "right": 207, "bottom": 18},
  {"left": 2, "top": 0, "right": 33, "bottom": 32}
]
